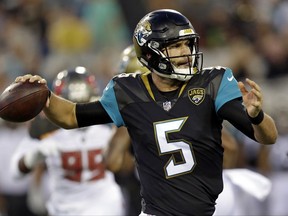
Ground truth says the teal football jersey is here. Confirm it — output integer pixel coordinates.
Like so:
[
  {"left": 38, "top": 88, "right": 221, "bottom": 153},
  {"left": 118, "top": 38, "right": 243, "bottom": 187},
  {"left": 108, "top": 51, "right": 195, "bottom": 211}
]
[{"left": 100, "top": 67, "right": 241, "bottom": 215}]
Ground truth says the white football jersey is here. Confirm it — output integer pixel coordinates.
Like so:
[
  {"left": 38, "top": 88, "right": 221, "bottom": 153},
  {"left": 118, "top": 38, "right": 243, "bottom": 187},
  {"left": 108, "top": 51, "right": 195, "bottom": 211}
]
[
  {"left": 12, "top": 124, "right": 125, "bottom": 216},
  {"left": 0, "top": 123, "right": 32, "bottom": 195}
]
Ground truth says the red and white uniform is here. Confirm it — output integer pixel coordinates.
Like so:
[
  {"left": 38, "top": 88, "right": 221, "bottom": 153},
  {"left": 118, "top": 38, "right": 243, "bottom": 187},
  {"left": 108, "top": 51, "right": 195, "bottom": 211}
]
[
  {"left": 11, "top": 125, "right": 125, "bottom": 216},
  {"left": 0, "top": 123, "right": 32, "bottom": 195}
]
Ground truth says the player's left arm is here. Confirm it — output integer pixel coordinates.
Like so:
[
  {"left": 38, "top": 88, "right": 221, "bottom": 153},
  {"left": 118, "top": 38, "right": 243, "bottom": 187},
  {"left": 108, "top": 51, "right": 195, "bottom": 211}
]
[
  {"left": 10, "top": 137, "right": 46, "bottom": 178},
  {"left": 238, "top": 78, "right": 278, "bottom": 145},
  {"left": 215, "top": 69, "right": 277, "bottom": 145}
]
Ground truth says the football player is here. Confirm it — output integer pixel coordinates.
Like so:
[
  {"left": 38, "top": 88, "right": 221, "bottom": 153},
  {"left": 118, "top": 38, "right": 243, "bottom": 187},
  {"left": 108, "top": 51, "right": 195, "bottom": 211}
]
[
  {"left": 118, "top": 44, "right": 149, "bottom": 74},
  {"left": 15, "top": 9, "right": 277, "bottom": 216},
  {"left": 11, "top": 67, "right": 125, "bottom": 216},
  {"left": 108, "top": 45, "right": 273, "bottom": 216}
]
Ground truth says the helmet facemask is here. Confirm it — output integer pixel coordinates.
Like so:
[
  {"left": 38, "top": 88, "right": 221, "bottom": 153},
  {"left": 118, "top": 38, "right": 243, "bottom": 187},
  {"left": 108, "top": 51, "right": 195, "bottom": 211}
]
[{"left": 146, "top": 37, "right": 203, "bottom": 81}]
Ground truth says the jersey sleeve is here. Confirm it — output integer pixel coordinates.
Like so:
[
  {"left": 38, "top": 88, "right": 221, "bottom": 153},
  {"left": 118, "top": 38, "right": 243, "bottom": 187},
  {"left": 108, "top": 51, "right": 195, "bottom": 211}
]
[
  {"left": 215, "top": 68, "right": 242, "bottom": 112},
  {"left": 99, "top": 79, "right": 124, "bottom": 127}
]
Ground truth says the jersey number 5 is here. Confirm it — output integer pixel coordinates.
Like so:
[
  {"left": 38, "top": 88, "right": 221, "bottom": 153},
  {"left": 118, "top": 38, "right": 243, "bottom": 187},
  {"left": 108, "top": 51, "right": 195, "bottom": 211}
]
[{"left": 154, "top": 117, "right": 196, "bottom": 179}]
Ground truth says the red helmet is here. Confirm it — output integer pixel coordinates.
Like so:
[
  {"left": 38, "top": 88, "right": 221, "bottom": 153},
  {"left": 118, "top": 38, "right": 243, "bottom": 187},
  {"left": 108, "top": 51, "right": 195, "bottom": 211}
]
[{"left": 52, "top": 66, "right": 99, "bottom": 102}]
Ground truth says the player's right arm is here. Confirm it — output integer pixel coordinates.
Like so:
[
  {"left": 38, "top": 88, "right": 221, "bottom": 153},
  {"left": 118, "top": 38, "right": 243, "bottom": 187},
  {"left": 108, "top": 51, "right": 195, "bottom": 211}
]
[
  {"left": 44, "top": 92, "right": 78, "bottom": 129},
  {"left": 15, "top": 74, "right": 78, "bottom": 129},
  {"left": 16, "top": 74, "right": 114, "bottom": 129}
]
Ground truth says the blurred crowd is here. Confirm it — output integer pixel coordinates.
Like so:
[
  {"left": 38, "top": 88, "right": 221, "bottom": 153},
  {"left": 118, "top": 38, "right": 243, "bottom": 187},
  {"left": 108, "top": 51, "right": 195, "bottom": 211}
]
[{"left": 0, "top": 0, "right": 288, "bottom": 215}]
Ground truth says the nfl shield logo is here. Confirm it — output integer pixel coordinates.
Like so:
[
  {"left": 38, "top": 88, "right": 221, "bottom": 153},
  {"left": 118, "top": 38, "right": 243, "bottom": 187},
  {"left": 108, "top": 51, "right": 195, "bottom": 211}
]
[{"left": 163, "top": 101, "right": 172, "bottom": 111}]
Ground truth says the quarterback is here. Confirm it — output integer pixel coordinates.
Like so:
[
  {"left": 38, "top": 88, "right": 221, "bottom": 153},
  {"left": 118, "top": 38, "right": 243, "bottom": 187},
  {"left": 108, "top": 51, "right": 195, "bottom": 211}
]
[{"left": 15, "top": 9, "right": 277, "bottom": 216}]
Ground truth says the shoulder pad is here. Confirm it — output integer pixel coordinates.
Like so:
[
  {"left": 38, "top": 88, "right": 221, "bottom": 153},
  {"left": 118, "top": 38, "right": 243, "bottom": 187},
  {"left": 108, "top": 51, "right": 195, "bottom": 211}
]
[
  {"left": 202, "top": 66, "right": 226, "bottom": 74},
  {"left": 113, "top": 72, "right": 142, "bottom": 80}
]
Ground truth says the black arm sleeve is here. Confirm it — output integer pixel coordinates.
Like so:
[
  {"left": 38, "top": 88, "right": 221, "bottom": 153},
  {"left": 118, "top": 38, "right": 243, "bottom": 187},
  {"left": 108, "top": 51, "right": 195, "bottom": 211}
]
[
  {"left": 76, "top": 101, "right": 113, "bottom": 128},
  {"left": 217, "top": 99, "right": 256, "bottom": 141}
]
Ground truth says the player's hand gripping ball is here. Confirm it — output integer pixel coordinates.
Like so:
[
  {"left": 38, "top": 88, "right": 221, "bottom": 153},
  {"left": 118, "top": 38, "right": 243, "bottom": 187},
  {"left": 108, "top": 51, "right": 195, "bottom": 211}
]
[{"left": 0, "top": 80, "right": 50, "bottom": 122}]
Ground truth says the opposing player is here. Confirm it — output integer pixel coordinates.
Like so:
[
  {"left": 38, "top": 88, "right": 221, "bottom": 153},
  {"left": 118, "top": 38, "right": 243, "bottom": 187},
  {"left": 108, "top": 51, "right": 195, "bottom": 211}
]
[
  {"left": 118, "top": 44, "right": 149, "bottom": 74},
  {"left": 11, "top": 67, "right": 125, "bottom": 216},
  {"left": 15, "top": 9, "right": 277, "bottom": 216}
]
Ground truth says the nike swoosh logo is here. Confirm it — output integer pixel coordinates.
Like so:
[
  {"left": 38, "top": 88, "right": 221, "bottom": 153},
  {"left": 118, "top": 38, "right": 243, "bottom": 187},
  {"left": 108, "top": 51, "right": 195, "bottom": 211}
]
[{"left": 227, "top": 75, "right": 234, "bottom": 81}]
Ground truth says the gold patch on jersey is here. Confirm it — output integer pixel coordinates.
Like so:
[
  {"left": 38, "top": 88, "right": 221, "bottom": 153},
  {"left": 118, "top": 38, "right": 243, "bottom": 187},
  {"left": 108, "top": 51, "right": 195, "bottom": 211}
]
[{"left": 188, "top": 88, "right": 205, "bottom": 105}]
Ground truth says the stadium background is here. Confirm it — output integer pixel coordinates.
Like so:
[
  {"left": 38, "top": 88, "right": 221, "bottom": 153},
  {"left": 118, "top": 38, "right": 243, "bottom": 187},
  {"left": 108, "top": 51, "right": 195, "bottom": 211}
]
[{"left": 0, "top": 0, "right": 287, "bottom": 215}]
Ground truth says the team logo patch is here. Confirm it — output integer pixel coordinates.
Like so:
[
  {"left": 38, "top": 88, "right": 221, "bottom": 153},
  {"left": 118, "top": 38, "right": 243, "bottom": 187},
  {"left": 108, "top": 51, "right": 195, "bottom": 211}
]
[
  {"left": 188, "top": 88, "right": 205, "bottom": 105},
  {"left": 134, "top": 20, "right": 152, "bottom": 46}
]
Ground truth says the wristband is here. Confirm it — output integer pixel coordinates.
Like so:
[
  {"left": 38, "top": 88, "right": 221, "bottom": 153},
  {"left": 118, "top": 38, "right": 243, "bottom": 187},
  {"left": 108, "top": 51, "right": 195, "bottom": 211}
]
[{"left": 246, "top": 109, "right": 264, "bottom": 125}]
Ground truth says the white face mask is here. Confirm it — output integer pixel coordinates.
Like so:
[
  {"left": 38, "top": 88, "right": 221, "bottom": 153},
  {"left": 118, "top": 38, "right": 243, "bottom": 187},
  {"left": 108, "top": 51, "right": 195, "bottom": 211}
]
[
  {"left": 152, "top": 68, "right": 194, "bottom": 81},
  {"left": 156, "top": 46, "right": 197, "bottom": 81},
  {"left": 171, "top": 67, "right": 197, "bottom": 81},
  {"left": 146, "top": 38, "right": 202, "bottom": 81}
]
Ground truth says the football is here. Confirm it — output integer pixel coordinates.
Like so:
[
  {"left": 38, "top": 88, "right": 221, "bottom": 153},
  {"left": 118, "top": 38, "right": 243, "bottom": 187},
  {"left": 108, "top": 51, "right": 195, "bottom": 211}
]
[{"left": 0, "top": 80, "right": 50, "bottom": 122}]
